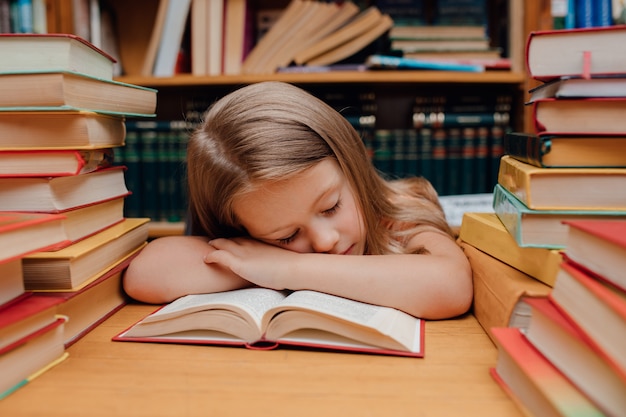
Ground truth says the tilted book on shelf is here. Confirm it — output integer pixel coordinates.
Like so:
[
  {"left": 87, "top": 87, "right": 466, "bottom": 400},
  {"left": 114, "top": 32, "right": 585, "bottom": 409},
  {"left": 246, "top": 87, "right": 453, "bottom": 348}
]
[
  {"left": 0, "top": 33, "right": 116, "bottom": 80},
  {"left": 498, "top": 155, "right": 626, "bottom": 210},
  {"left": 524, "top": 297, "right": 626, "bottom": 417},
  {"left": 0, "top": 212, "right": 70, "bottom": 263},
  {"left": 490, "top": 327, "right": 605, "bottom": 417},
  {"left": 22, "top": 218, "right": 149, "bottom": 291},
  {"left": 0, "top": 295, "right": 68, "bottom": 399},
  {"left": 114, "top": 287, "right": 425, "bottom": 358},
  {"left": 151, "top": 0, "right": 192, "bottom": 77},
  {"left": 563, "top": 219, "right": 626, "bottom": 292},
  {"left": 457, "top": 241, "right": 551, "bottom": 345},
  {"left": 458, "top": 212, "right": 562, "bottom": 286},
  {"left": 292, "top": 4, "right": 386, "bottom": 65},
  {"left": 0, "top": 166, "right": 130, "bottom": 212},
  {"left": 529, "top": 97, "right": 626, "bottom": 135},
  {"left": 493, "top": 183, "right": 626, "bottom": 249},
  {"left": 526, "top": 25, "right": 626, "bottom": 82},
  {"left": 503, "top": 131, "right": 626, "bottom": 168},
  {"left": 0, "top": 71, "right": 157, "bottom": 117},
  {"left": 0, "top": 111, "right": 126, "bottom": 150},
  {"left": 0, "top": 149, "right": 113, "bottom": 177},
  {"left": 549, "top": 260, "right": 626, "bottom": 379}
]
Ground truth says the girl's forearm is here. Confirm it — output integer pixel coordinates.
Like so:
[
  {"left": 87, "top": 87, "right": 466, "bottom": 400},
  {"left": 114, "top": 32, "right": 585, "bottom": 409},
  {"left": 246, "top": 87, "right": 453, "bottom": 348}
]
[
  {"left": 289, "top": 251, "right": 472, "bottom": 319},
  {"left": 123, "top": 236, "right": 250, "bottom": 304}
]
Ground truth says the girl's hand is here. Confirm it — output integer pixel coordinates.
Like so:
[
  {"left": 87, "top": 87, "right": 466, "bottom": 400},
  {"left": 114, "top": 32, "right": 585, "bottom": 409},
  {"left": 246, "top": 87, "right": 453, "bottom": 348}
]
[{"left": 204, "top": 238, "right": 297, "bottom": 290}]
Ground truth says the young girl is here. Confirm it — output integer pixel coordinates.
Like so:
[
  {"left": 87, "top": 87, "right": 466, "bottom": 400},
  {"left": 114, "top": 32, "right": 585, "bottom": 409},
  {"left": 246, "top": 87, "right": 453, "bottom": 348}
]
[{"left": 124, "top": 81, "right": 472, "bottom": 320}]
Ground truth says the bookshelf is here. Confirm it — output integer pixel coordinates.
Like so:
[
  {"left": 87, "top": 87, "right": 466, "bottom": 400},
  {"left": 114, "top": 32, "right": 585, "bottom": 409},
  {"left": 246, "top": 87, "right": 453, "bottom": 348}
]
[{"left": 46, "top": 0, "right": 551, "bottom": 234}]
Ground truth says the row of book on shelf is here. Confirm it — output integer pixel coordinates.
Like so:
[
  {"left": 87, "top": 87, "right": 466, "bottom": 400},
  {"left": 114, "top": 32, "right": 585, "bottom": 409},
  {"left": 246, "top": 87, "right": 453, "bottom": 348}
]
[
  {"left": 457, "top": 24, "right": 626, "bottom": 417},
  {"left": 0, "top": 33, "right": 157, "bottom": 399},
  {"left": 5, "top": 0, "right": 509, "bottom": 78}
]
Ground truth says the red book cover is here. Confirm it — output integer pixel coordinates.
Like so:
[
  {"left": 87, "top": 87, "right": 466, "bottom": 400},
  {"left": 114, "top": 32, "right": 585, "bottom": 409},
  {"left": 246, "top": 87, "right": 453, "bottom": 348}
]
[
  {"left": 563, "top": 219, "right": 626, "bottom": 293},
  {"left": 0, "top": 295, "right": 63, "bottom": 354}
]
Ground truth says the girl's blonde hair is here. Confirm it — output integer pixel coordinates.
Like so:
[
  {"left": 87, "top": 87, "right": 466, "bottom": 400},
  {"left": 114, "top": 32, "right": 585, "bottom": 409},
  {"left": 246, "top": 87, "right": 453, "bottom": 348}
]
[{"left": 186, "top": 81, "right": 453, "bottom": 254}]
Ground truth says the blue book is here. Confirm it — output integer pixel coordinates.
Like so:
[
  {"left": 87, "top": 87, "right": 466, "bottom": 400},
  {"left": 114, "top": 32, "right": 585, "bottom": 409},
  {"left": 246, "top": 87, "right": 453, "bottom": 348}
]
[
  {"left": 366, "top": 55, "right": 484, "bottom": 72},
  {"left": 492, "top": 184, "right": 626, "bottom": 249}
]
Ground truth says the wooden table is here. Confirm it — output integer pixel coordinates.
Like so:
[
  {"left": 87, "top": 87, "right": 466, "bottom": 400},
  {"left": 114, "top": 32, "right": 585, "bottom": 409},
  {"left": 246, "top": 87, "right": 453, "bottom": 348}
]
[{"left": 0, "top": 303, "right": 522, "bottom": 417}]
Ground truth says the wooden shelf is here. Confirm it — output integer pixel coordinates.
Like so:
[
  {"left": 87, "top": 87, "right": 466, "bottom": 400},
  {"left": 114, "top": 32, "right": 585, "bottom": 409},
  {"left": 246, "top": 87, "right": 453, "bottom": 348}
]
[{"left": 116, "top": 70, "right": 527, "bottom": 88}]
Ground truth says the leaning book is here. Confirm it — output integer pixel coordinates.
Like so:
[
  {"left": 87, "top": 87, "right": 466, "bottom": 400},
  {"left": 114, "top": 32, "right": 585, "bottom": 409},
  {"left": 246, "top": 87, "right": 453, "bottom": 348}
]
[{"left": 114, "top": 287, "right": 425, "bottom": 357}]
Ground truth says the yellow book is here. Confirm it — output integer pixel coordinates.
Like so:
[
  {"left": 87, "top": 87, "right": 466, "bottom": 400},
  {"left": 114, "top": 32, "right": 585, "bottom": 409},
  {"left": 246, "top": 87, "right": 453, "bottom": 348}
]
[
  {"left": 459, "top": 212, "right": 562, "bottom": 286},
  {"left": 22, "top": 218, "right": 149, "bottom": 291},
  {"left": 497, "top": 155, "right": 626, "bottom": 210},
  {"left": 458, "top": 241, "right": 552, "bottom": 345}
]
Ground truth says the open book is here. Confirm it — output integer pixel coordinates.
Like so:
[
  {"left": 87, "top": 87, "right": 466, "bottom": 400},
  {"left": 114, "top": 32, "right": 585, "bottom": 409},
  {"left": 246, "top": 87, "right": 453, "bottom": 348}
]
[{"left": 114, "top": 288, "right": 424, "bottom": 357}]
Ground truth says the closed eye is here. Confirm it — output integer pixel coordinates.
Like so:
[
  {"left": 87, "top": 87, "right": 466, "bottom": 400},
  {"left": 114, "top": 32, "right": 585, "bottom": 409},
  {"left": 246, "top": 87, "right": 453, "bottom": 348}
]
[
  {"left": 323, "top": 199, "right": 341, "bottom": 216},
  {"left": 277, "top": 229, "right": 299, "bottom": 245}
]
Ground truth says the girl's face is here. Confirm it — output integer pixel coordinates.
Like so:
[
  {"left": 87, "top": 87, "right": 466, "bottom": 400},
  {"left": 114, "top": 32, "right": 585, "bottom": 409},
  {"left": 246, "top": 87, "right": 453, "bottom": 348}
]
[{"left": 232, "top": 158, "right": 366, "bottom": 255}]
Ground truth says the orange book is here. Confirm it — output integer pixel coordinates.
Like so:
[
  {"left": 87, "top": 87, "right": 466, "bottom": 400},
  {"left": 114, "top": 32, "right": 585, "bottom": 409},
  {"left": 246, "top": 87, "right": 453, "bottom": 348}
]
[
  {"left": 490, "top": 327, "right": 605, "bottom": 417},
  {"left": 550, "top": 260, "right": 626, "bottom": 376},
  {"left": 524, "top": 297, "right": 626, "bottom": 416}
]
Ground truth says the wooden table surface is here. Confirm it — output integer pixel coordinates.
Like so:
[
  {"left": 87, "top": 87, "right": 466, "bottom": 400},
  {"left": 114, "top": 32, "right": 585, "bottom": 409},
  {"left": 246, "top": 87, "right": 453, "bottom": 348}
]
[{"left": 0, "top": 303, "right": 522, "bottom": 417}]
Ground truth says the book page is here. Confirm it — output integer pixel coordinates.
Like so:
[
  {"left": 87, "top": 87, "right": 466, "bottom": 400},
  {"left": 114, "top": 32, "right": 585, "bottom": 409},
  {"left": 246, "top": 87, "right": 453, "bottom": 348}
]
[
  {"left": 262, "top": 290, "right": 422, "bottom": 352},
  {"left": 137, "top": 288, "right": 289, "bottom": 328}
]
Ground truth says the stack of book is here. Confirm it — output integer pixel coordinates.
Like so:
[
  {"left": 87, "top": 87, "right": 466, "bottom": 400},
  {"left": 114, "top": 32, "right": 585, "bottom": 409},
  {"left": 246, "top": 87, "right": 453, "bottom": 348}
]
[
  {"left": 0, "top": 33, "right": 156, "bottom": 397},
  {"left": 456, "top": 25, "right": 626, "bottom": 416},
  {"left": 385, "top": 0, "right": 503, "bottom": 65},
  {"left": 0, "top": 212, "right": 70, "bottom": 399},
  {"left": 490, "top": 219, "right": 626, "bottom": 417}
]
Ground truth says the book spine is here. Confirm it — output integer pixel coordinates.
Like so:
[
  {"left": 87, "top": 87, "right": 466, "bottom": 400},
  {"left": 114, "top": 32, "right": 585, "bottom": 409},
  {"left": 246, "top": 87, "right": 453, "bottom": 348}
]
[
  {"left": 446, "top": 127, "right": 462, "bottom": 195},
  {"left": 474, "top": 127, "right": 489, "bottom": 193},
  {"left": 593, "top": 0, "right": 612, "bottom": 27},
  {"left": 460, "top": 127, "right": 476, "bottom": 194},
  {"left": 392, "top": 129, "right": 406, "bottom": 178},
  {"left": 502, "top": 132, "right": 543, "bottom": 167},
  {"left": 373, "top": 129, "right": 393, "bottom": 178},
  {"left": 418, "top": 127, "right": 433, "bottom": 183},
  {"left": 489, "top": 125, "right": 505, "bottom": 191},
  {"left": 413, "top": 111, "right": 510, "bottom": 129},
  {"left": 405, "top": 129, "right": 420, "bottom": 178},
  {"left": 431, "top": 128, "right": 447, "bottom": 195},
  {"left": 122, "top": 128, "right": 142, "bottom": 218},
  {"left": 576, "top": 0, "right": 594, "bottom": 28}
]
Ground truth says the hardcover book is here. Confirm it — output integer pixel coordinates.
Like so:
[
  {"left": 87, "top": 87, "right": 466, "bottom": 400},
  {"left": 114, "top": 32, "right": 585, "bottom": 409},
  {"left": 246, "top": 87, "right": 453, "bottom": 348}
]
[
  {"left": 524, "top": 297, "right": 626, "bottom": 417},
  {"left": 0, "top": 111, "right": 126, "bottom": 150},
  {"left": 114, "top": 287, "right": 425, "bottom": 358},
  {"left": 458, "top": 212, "right": 562, "bottom": 286},
  {"left": 528, "top": 75, "right": 626, "bottom": 100},
  {"left": 549, "top": 261, "right": 626, "bottom": 378},
  {"left": 503, "top": 131, "right": 626, "bottom": 168},
  {"left": 0, "top": 212, "right": 70, "bottom": 263},
  {"left": 0, "top": 166, "right": 129, "bottom": 212},
  {"left": 22, "top": 218, "right": 149, "bottom": 291},
  {"left": 457, "top": 241, "right": 551, "bottom": 344},
  {"left": 0, "top": 33, "right": 115, "bottom": 80},
  {"left": 493, "top": 184, "right": 626, "bottom": 249},
  {"left": 530, "top": 97, "right": 626, "bottom": 135},
  {"left": 0, "top": 149, "right": 113, "bottom": 177},
  {"left": 497, "top": 155, "right": 626, "bottom": 210},
  {"left": 0, "top": 71, "right": 157, "bottom": 117},
  {"left": 38, "top": 254, "right": 135, "bottom": 347},
  {"left": 490, "top": 327, "right": 605, "bottom": 417},
  {"left": 0, "top": 295, "right": 68, "bottom": 399},
  {"left": 526, "top": 25, "right": 626, "bottom": 81},
  {"left": 563, "top": 219, "right": 626, "bottom": 292}
]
